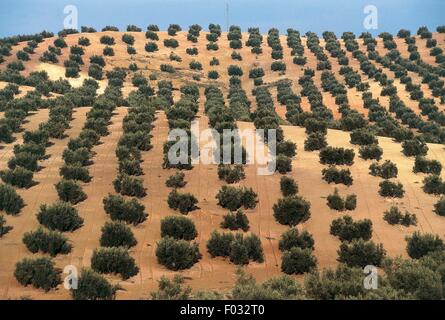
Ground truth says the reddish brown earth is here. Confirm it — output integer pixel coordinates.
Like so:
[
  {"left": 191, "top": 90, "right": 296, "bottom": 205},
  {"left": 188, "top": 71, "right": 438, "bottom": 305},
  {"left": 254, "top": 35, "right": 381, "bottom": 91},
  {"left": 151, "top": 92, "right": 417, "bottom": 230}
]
[{"left": 0, "top": 30, "right": 445, "bottom": 299}]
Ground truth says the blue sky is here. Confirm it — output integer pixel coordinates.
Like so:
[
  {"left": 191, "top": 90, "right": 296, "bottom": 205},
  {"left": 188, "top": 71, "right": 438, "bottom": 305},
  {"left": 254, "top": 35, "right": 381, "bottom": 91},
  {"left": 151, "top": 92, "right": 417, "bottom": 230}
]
[{"left": 0, "top": 0, "right": 444, "bottom": 37}]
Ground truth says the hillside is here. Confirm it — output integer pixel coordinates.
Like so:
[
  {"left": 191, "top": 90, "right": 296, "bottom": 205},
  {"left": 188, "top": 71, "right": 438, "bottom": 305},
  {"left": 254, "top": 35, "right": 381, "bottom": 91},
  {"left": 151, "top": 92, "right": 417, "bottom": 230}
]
[{"left": 1, "top": 25, "right": 445, "bottom": 300}]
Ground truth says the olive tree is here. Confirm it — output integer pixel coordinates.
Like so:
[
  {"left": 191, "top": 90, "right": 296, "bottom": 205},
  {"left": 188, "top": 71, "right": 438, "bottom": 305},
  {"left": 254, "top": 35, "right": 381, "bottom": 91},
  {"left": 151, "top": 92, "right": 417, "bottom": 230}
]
[
  {"left": 0, "top": 167, "right": 34, "bottom": 188},
  {"left": 165, "top": 171, "right": 187, "bottom": 188},
  {"left": 337, "top": 239, "right": 386, "bottom": 267},
  {"left": 91, "top": 247, "right": 139, "bottom": 280},
  {"left": 304, "top": 132, "right": 327, "bottom": 151},
  {"left": 273, "top": 196, "right": 311, "bottom": 226},
  {"left": 402, "top": 139, "right": 428, "bottom": 157},
  {"left": 55, "top": 179, "right": 87, "bottom": 204},
  {"left": 103, "top": 193, "right": 147, "bottom": 225},
  {"left": 71, "top": 269, "right": 118, "bottom": 300},
  {"left": 100, "top": 221, "right": 137, "bottom": 248},
  {"left": 379, "top": 180, "right": 405, "bottom": 198},
  {"left": 330, "top": 215, "right": 372, "bottom": 241},
  {"left": 383, "top": 206, "right": 417, "bottom": 226},
  {"left": 276, "top": 155, "right": 292, "bottom": 174},
  {"left": 23, "top": 227, "right": 72, "bottom": 256},
  {"left": 322, "top": 166, "right": 353, "bottom": 186},
  {"left": 280, "top": 176, "right": 298, "bottom": 196},
  {"left": 278, "top": 228, "right": 314, "bottom": 251},
  {"left": 220, "top": 210, "right": 249, "bottom": 232},
  {"left": 369, "top": 160, "right": 398, "bottom": 179},
  {"left": 36, "top": 201, "right": 83, "bottom": 232},
  {"left": 160, "top": 216, "right": 197, "bottom": 240},
  {"left": 156, "top": 236, "right": 201, "bottom": 271},
  {"left": 413, "top": 156, "right": 442, "bottom": 175},
  {"left": 113, "top": 173, "right": 146, "bottom": 198},
  {"left": 281, "top": 248, "right": 317, "bottom": 274},
  {"left": 0, "top": 183, "right": 25, "bottom": 215},
  {"left": 406, "top": 232, "right": 445, "bottom": 259},
  {"left": 14, "top": 257, "right": 61, "bottom": 291},
  {"left": 167, "top": 190, "right": 199, "bottom": 214},
  {"left": 60, "top": 164, "right": 92, "bottom": 182},
  {"left": 319, "top": 147, "right": 355, "bottom": 165},
  {"left": 216, "top": 186, "right": 258, "bottom": 211}
]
